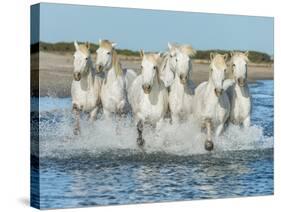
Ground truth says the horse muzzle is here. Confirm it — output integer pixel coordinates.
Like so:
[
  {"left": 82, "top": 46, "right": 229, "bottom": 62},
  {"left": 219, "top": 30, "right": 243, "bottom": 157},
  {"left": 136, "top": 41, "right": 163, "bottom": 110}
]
[
  {"left": 214, "top": 88, "right": 223, "bottom": 97},
  {"left": 73, "top": 72, "right": 81, "bottom": 81},
  {"left": 142, "top": 84, "right": 152, "bottom": 94},
  {"left": 179, "top": 75, "right": 188, "bottom": 84},
  {"left": 237, "top": 77, "right": 246, "bottom": 87},
  {"left": 96, "top": 64, "right": 103, "bottom": 73}
]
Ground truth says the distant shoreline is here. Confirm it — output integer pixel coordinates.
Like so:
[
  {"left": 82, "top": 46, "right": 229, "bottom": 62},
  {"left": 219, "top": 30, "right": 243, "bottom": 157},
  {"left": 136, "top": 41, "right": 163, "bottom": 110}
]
[
  {"left": 31, "top": 42, "right": 274, "bottom": 64},
  {"left": 31, "top": 52, "right": 274, "bottom": 98}
]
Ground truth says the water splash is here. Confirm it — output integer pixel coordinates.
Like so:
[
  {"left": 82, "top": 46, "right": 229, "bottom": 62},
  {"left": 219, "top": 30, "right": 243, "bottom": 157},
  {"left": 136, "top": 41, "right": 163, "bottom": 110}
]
[
  {"left": 34, "top": 79, "right": 274, "bottom": 160},
  {"left": 36, "top": 108, "right": 273, "bottom": 159}
]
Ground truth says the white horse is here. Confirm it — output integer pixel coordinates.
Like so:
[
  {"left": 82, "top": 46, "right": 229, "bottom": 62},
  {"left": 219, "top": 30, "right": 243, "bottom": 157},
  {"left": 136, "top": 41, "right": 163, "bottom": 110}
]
[
  {"left": 71, "top": 41, "right": 103, "bottom": 135},
  {"left": 128, "top": 50, "right": 169, "bottom": 146},
  {"left": 160, "top": 43, "right": 196, "bottom": 123},
  {"left": 226, "top": 51, "right": 251, "bottom": 127},
  {"left": 95, "top": 40, "right": 137, "bottom": 118},
  {"left": 193, "top": 53, "right": 233, "bottom": 151}
]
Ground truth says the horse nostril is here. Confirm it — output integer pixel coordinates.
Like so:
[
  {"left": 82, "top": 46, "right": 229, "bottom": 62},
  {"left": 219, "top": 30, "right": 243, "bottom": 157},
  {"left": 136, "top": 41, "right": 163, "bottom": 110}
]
[
  {"left": 96, "top": 64, "right": 103, "bottom": 72},
  {"left": 142, "top": 84, "right": 151, "bottom": 93},
  {"left": 180, "top": 75, "right": 187, "bottom": 84},
  {"left": 238, "top": 77, "right": 245, "bottom": 86},
  {"left": 74, "top": 72, "right": 81, "bottom": 81},
  {"left": 214, "top": 88, "right": 223, "bottom": 96}
]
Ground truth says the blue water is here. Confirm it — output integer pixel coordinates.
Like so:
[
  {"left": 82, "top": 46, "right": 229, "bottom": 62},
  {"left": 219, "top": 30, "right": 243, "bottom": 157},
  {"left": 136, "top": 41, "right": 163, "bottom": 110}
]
[{"left": 31, "top": 80, "right": 274, "bottom": 209}]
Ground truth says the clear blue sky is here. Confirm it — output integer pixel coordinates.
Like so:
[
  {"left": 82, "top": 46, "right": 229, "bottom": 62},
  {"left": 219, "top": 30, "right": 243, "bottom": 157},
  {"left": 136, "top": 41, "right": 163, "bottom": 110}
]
[{"left": 34, "top": 3, "right": 274, "bottom": 54}]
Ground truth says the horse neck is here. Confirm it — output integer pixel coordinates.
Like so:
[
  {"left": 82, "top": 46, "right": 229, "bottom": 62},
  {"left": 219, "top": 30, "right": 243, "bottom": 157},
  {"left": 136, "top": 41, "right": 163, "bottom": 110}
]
[
  {"left": 151, "top": 71, "right": 161, "bottom": 93},
  {"left": 80, "top": 60, "right": 95, "bottom": 90},
  {"left": 173, "top": 72, "right": 182, "bottom": 86},
  {"left": 234, "top": 82, "right": 249, "bottom": 97},
  {"left": 166, "top": 54, "right": 176, "bottom": 73},
  {"left": 104, "top": 50, "right": 123, "bottom": 84},
  {"left": 205, "top": 76, "right": 216, "bottom": 97}
]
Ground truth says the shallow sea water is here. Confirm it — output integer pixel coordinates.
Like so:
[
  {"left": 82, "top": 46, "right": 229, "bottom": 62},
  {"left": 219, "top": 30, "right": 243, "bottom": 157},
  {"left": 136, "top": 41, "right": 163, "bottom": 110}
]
[{"left": 31, "top": 80, "right": 274, "bottom": 209}]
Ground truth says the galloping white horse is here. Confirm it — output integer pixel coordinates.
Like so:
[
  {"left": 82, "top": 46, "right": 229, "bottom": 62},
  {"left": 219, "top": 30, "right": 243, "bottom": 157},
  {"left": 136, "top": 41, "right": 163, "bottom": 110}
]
[
  {"left": 226, "top": 51, "right": 251, "bottom": 127},
  {"left": 95, "top": 40, "right": 137, "bottom": 118},
  {"left": 193, "top": 53, "right": 233, "bottom": 151},
  {"left": 160, "top": 43, "right": 196, "bottom": 123},
  {"left": 128, "top": 51, "right": 169, "bottom": 146},
  {"left": 71, "top": 41, "right": 103, "bottom": 135}
]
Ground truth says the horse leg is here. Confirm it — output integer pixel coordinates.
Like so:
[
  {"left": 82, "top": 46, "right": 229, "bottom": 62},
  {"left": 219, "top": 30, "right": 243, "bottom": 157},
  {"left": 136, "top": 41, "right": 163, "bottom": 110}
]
[
  {"left": 103, "top": 109, "right": 111, "bottom": 120},
  {"left": 201, "top": 121, "right": 206, "bottom": 132},
  {"left": 136, "top": 120, "right": 145, "bottom": 147},
  {"left": 117, "top": 100, "right": 126, "bottom": 114},
  {"left": 115, "top": 109, "right": 123, "bottom": 135},
  {"left": 89, "top": 107, "right": 99, "bottom": 121},
  {"left": 171, "top": 113, "right": 180, "bottom": 125},
  {"left": 243, "top": 116, "right": 250, "bottom": 128},
  {"left": 72, "top": 103, "right": 81, "bottom": 135},
  {"left": 205, "top": 118, "right": 214, "bottom": 151},
  {"left": 215, "top": 123, "right": 224, "bottom": 137}
]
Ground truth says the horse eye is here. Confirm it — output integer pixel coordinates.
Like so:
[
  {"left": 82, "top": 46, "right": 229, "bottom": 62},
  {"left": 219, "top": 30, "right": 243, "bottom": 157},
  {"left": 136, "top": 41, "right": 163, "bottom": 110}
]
[
  {"left": 140, "top": 65, "right": 143, "bottom": 69},
  {"left": 85, "top": 57, "right": 88, "bottom": 60},
  {"left": 232, "top": 64, "right": 236, "bottom": 67},
  {"left": 153, "top": 66, "right": 157, "bottom": 70},
  {"left": 107, "top": 52, "right": 111, "bottom": 55},
  {"left": 170, "top": 54, "right": 173, "bottom": 58},
  {"left": 224, "top": 69, "right": 227, "bottom": 72}
]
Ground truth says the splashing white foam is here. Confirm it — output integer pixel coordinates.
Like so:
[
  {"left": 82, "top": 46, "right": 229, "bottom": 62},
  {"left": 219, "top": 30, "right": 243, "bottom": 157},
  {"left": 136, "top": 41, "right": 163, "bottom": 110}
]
[{"left": 37, "top": 110, "right": 273, "bottom": 159}]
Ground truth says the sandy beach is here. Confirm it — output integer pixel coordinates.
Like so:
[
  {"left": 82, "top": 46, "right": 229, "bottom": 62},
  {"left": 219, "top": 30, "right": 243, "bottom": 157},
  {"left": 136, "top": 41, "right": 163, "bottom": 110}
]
[{"left": 32, "top": 52, "right": 274, "bottom": 97}]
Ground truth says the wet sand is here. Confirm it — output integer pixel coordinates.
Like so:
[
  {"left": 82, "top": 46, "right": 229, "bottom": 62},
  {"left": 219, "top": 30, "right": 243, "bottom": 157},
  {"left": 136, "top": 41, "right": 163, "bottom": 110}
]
[{"left": 32, "top": 52, "right": 274, "bottom": 97}]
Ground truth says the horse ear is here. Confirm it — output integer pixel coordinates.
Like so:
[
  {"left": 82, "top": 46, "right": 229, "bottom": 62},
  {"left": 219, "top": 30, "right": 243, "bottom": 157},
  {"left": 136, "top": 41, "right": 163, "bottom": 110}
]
[
  {"left": 140, "top": 49, "right": 145, "bottom": 58},
  {"left": 74, "top": 41, "right": 79, "bottom": 50},
  {"left": 86, "top": 42, "right": 90, "bottom": 50},
  {"left": 98, "top": 39, "right": 102, "bottom": 45},
  {"left": 112, "top": 43, "right": 117, "bottom": 48},
  {"left": 191, "top": 48, "right": 197, "bottom": 57},
  {"left": 230, "top": 51, "right": 234, "bottom": 57},
  {"left": 223, "top": 53, "right": 228, "bottom": 61},
  {"left": 244, "top": 51, "right": 249, "bottom": 58},
  {"left": 210, "top": 52, "right": 215, "bottom": 61},
  {"left": 168, "top": 42, "right": 173, "bottom": 50}
]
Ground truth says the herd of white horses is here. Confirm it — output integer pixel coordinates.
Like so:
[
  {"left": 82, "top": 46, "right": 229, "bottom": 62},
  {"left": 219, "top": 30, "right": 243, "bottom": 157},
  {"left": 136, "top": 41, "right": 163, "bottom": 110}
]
[{"left": 71, "top": 40, "right": 251, "bottom": 151}]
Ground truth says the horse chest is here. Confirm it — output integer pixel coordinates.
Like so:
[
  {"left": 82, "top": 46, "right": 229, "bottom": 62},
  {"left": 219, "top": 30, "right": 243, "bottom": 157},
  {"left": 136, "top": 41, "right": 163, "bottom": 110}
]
[
  {"left": 169, "top": 84, "right": 192, "bottom": 114},
  {"left": 71, "top": 82, "right": 99, "bottom": 112},
  {"left": 231, "top": 88, "right": 251, "bottom": 121},
  {"left": 203, "top": 93, "right": 230, "bottom": 123},
  {"left": 140, "top": 93, "right": 165, "bottom": 121},
  {"left": 101, "top": 79, "right": 124, "bottom": 108}
]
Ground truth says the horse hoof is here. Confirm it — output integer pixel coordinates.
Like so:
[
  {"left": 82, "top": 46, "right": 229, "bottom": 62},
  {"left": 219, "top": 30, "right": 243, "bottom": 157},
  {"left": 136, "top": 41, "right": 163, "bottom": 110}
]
[
  {"left": 205, "top": 140, "right": 214, "bottom": 151},
  {"left": 137, "top": 137, "right": 145, "bottom": 147},
  {"left": 73, "top": 128, "right": 80, "bottom": 136}
]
